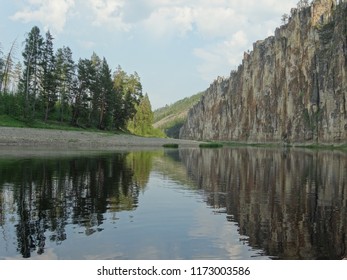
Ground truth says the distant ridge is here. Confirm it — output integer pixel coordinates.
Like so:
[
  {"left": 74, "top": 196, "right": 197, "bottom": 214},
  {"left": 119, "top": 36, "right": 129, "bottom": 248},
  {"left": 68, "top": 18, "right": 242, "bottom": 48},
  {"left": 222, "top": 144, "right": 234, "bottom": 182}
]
[{"left": 153, "top": 92, "right": 204, "bottom": 138}]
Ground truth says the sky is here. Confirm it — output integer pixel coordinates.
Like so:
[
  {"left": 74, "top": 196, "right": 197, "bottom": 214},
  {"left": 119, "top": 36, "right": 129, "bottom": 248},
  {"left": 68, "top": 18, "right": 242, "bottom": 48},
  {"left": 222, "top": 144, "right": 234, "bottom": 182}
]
[{"left": 0, "top": 0, "right": 298, "bottom": 109}]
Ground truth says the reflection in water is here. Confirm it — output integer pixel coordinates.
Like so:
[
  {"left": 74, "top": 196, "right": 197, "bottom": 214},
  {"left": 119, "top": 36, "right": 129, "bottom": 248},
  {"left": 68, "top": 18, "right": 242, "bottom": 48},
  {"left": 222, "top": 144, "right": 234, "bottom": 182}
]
[
  {"left": 180, "top": 148, "right": 347, "bottom": 259},
  {"left": 0, "top": 152, "right": 151, "bottom": 258},
  {"left": 0, "top": 148, "right": 346, "bottom": 259}
]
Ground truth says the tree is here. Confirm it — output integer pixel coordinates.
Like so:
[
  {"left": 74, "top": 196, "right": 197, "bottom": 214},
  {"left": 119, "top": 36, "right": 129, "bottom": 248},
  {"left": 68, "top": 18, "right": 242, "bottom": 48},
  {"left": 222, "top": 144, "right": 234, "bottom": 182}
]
[
  {"left": 113, "top": 66, "right": 143, "bottom": 130},
  {"left": 125, "top": 72, "right": 143, "bottom": 119},
  {"left": 71, "top": 58, "right": 93, "bottom": 126},
  {"left": 281, "top": 13, "right": 289, "bottom": 25},
  {"left": 89, "top": 52, "right": 102, "bottom": 127},
  {"left": 41, "top": 31, "right": 57, "bottom": 122},
  {"left": 0, "top": 40, "right": 17, "bottom": 93},
  {"left": 97, "top": 57, "right": 115, "bottom": 129},
  {"left": 20, "top": 26, "right": 44, "bottom": 120},
  {"left": 127, "top": 93, "right": 154, "bottom": 136},
  {"left": 113, "top": 65, "right": 128, "bottom": 129},
  {"left": 55, "top": 46, "right": 75, "bottom": 122}
]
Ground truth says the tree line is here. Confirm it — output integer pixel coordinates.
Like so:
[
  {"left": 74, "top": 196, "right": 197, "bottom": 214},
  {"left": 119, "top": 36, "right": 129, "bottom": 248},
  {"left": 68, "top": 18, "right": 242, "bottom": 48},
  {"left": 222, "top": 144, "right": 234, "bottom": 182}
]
[{"left": 0, "top": 26, "right": 157, "bottom": 135}]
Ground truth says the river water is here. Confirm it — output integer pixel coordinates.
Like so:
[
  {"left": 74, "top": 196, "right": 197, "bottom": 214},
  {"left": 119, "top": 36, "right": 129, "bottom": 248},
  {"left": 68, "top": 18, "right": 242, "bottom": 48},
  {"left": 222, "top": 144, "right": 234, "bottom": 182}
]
[{"left": 0, "top": 147, "right": 346, "bottom": 259}]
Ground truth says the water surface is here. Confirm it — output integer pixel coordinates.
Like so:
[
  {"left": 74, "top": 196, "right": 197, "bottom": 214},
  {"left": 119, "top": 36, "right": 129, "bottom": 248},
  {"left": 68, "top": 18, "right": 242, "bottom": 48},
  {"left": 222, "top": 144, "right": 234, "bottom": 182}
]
[{"left": 0, "top": 147, "right": 346, "bottom": 259}]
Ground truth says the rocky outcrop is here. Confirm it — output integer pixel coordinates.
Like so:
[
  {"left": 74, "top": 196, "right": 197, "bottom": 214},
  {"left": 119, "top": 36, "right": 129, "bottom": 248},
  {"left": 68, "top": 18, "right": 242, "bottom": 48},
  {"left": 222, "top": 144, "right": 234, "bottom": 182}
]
[{"left": 180, "top": 0, "right": 347, "bottom": 144}]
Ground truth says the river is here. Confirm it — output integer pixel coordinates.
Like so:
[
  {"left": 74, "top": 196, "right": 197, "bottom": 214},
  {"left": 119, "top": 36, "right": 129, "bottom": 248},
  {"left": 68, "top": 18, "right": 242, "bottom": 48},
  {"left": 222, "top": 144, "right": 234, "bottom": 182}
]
[{"left": 0, "top": 147, "right": 346, "bottom": 259}]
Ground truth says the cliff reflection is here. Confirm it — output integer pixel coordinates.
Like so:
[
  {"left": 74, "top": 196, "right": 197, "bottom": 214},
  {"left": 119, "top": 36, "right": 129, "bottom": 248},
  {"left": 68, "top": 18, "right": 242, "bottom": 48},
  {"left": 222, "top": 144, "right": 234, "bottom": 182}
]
[
  {"left": 0, "top": 152, "right": 153, "bottom": 258},
  {"left": 180, "top": 148, "right": 347, "bottom": 259}
]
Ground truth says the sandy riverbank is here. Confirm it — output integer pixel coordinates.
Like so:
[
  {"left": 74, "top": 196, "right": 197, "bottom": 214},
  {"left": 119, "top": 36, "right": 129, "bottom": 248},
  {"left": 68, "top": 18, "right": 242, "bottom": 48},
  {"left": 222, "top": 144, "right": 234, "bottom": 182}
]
[{"left": 0, "top": 127, "right": 202, "bottom": 154}]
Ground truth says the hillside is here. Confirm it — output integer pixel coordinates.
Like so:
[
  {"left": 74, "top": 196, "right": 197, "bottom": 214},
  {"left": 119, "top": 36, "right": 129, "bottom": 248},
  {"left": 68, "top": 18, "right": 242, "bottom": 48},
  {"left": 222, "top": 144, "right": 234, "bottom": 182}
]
[
  {"left": 180, "top": 0, "right": 347, "bottom": 144},
  {"left": 153, "top": 92, "right": 204, "bottom": 138}
]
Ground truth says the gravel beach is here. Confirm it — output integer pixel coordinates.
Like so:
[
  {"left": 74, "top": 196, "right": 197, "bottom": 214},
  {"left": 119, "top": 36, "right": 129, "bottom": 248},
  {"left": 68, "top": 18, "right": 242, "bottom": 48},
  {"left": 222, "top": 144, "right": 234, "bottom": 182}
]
[{"left": 0, "top": 127, "right": 202, "bottom": 155}]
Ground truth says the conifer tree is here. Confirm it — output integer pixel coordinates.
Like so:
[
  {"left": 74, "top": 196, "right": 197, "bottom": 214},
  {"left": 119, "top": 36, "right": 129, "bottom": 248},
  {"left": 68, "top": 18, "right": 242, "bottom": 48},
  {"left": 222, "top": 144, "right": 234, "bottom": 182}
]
[
  {"left": 71, "top": 58, "right": 92, "bottom": 126},
  {"left": 113, "top": 66, "right": 143, "bottom": 129},
  {"left": 41, "top": 31, "right": 57, "bottom": 122},
  {"left": 128, "top": 93, "right": 154, "bottom": 136},
  {"left": 98, "top": 57, "right": 114, "bottom": 129},
  {"left": 55, "top": 46, "right": 75, "bottom": 122},
  {"left": 89, "top": 52, "right": 102, "bottom": 127},
  {"left": 20, "top": 26, "right": 44, "bottom": 120}
]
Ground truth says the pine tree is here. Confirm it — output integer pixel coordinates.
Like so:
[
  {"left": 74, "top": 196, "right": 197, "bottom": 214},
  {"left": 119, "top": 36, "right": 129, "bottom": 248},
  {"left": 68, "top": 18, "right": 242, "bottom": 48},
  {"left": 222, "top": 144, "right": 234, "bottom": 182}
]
[
  {"left": 20, "top": 26, "right": 44, "bottom": 120},
  {"left": 113, "top": 65, "right": 128, "bottom": 129},
  {"left": 125, "top": 72, "right": 143, "bottom": 120},
  {"left": 89, "top": 52, "right": 102, "bottom": 127},
  {"left": 41, "top": 31, "right": 57, "bottom": 122},
  {"left": 55, "top": 46, "right": 75, "bottom": 122},
  {"left": 113, "top": 66, "right": 143, "bottom": 130},
  {"left": 128, "top": 94, "right": 154, "bottom": 136},
  {"left": 71, "top": 58, "right": 92, "bottom": 126},
  {"left": 98, "top": 57, "right": 114, "bottom": 129}
]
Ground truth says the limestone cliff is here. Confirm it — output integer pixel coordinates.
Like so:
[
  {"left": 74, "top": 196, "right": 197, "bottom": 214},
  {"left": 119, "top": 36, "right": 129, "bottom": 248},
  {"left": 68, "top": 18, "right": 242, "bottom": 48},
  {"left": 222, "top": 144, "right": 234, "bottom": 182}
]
[{"left": 180, "top": 0, "right": 347, "bottom": 143}]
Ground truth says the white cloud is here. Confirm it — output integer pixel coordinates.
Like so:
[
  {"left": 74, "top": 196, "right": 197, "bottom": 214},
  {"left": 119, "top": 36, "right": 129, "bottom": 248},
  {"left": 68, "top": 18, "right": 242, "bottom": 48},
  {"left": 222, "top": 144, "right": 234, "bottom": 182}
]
[
  {"left": 87, "top": 0, "right": 131, "bottom": 31},
  {"left": 9, "top": 0, "right": 299, "bottom": 91},
  {"left": 127, "top": 0, "right": 298, "bottom": 84},
  {"left": 143, "top": 6, "right": 194, "bottom": 38},
  {"left": 143, "top": 3, "right": 243, "bottom": 39},
  {"left": 193, "top": 7, "right": 246, "bottom": 38},
  {"left": 194, "top": 30, "right": 249, "bottom": 81},
  {"left": 11, "top": 0, "right": 75, "bottom": 33},
  {"left": 141, "top": 0, "right": 297, "bottom": 39}
]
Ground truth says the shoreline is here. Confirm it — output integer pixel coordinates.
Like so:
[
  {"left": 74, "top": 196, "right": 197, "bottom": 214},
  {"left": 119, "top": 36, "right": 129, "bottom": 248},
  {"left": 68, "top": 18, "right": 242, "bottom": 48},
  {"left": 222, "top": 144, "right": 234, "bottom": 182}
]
[
  {"left": 1, "top": 127, "right": 346, "bottom": 156},
  {"left": 0, "top": 126, "right": 202, "bottom": 153}
]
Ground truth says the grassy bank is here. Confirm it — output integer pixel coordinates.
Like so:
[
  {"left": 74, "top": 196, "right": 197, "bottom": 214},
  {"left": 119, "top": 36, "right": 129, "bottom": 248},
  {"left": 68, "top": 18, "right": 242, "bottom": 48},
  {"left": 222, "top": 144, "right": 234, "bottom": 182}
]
[{"left": 0, "top": 115, "right": 122, "bottom": 134}]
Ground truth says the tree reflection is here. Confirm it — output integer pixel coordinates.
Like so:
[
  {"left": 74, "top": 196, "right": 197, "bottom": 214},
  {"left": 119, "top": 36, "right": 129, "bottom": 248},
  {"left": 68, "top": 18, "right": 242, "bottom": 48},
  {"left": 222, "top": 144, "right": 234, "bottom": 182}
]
[
  {"left": 0, "top": 151, "right": 153, "bottom": 258},
  {"left": 180, "top": 148, "right": 347, "bottom": 259}
]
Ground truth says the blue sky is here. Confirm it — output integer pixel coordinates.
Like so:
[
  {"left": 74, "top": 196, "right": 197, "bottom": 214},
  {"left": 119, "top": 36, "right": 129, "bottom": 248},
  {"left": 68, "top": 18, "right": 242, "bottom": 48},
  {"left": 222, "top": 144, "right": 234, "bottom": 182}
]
[{"left": 0, "top": 0, "right": 297, "bottom": 109}]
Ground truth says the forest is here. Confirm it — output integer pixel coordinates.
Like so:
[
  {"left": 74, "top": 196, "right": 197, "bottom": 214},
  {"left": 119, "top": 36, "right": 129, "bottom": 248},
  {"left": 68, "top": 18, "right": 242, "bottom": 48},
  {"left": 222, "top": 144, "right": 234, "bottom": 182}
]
[{"left": 0, "top": 26, "right": 161, "bottom": 137}]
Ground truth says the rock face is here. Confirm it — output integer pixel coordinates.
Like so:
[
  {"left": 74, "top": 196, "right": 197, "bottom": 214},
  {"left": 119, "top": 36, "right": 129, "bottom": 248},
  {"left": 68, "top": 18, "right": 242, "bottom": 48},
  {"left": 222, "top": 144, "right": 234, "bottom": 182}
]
[{"left": 180, "top": 0, "right": 347, "bottom": 143}]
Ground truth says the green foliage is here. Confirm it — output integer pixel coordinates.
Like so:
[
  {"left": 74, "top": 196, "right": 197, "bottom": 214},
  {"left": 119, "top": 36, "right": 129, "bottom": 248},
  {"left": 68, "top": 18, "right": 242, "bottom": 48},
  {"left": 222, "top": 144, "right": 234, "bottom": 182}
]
[
  {"left": 0, "top": 115, "right": 26, "bottom": 127},
  {"left": 41, "top": 31, "right": 57, "bottom": 122},
  {"left": 127, "top": 94, "right": 166, "bottom": 137},
  {"left": 153, "top": 92, "right": 204, "bottom": 138},
  {"left": 0, "top": 91, "right": 23, "bottom": 117},
  {"left": 199, "top": 143, "right": 223, "bottom": 148},
  {"left": 55, "top": 46, "right": 75, "bottom": 123},
  {"left": 154, "top": 92, "right": 203, "bottom": 122},
  {"left": 317, "top": 20, "right": 335, "bottom": 45},
  {"left": 127, "top": 94, "right": 153, "bottom": 136},
  {"left": 162, "top": 143, "right": 179, "bottom": 148},
  {"left": 20, "top": 26, "right": 44, "bottom": 121},
  {"left": 0, "top": 25, "right": 153, "bottom": 135},
  {"left": 113, "top": 66, "right": 143, "bottom": 129},
  {"left": 162, "top": 117, "right": 186, "bottom": 138}
]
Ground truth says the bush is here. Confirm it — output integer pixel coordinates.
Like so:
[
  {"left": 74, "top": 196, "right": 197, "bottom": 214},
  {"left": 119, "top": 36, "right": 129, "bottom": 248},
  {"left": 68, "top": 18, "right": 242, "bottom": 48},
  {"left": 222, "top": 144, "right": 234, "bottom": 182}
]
[
  {"left": 199, "top": 143, "right": 223, "bottom": 148},
  {"left": 162, "top": 143, "right": 179, "bottom": 148}
]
